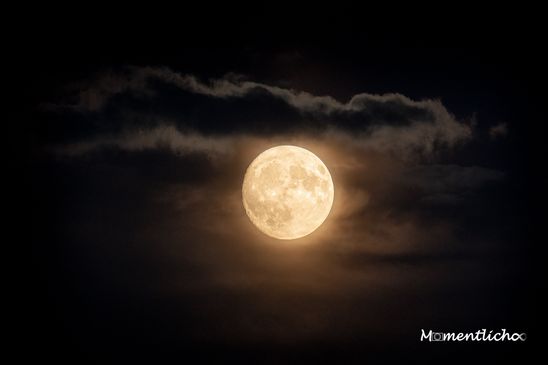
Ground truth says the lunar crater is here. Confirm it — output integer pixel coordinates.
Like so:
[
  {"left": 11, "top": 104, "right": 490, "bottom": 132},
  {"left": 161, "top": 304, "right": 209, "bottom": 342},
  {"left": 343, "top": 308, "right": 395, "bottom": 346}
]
[{"left": 242, "top": 145, "right": 334, "bottom": 240}]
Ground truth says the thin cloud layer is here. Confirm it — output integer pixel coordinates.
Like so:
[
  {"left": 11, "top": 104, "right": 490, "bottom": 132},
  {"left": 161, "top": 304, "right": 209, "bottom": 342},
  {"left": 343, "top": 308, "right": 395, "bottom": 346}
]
[
  {"left": 489, "top": 122, "right": 508, "bottom": 139},
  {"left": 56, "top": 124, "right": 234, "bottom": 157}
]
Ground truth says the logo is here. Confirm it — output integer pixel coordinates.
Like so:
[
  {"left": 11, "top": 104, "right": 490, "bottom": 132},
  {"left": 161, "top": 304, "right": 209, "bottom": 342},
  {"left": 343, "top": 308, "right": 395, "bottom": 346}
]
[{"left": 421, "top": 329, "right": 527, "bottom": 342}]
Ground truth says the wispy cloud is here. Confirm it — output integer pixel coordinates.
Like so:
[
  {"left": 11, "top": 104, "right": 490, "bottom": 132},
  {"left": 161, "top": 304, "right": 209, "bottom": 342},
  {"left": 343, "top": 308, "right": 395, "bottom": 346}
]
[
  {"left": 489, "top": 122, "right": 508, "bottom": 139},
  {"left": 56, "top": 124, "right": 234, "bottom": 157},
  {"left": 49, "top": 66, "right": 473, "bottom": 160}
]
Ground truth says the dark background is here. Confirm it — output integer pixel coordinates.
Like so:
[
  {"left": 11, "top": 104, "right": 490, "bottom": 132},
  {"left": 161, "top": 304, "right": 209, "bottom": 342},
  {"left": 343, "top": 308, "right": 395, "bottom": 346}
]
[{"left": 12, "top": 7, "right": 546, "bottom": 364}]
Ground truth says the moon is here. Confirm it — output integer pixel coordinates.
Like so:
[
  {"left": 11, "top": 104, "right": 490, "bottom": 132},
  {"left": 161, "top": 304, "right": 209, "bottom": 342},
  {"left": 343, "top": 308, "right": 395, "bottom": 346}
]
[{"left": 242, "top": 145, "right": 334, "bottom": 240}]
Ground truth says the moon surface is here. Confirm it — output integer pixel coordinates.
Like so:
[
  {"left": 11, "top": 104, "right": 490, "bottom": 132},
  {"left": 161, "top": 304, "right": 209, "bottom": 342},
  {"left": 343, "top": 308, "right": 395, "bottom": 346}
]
[{"left": 242, "top": 145, "right": 334, "bottom": 240}]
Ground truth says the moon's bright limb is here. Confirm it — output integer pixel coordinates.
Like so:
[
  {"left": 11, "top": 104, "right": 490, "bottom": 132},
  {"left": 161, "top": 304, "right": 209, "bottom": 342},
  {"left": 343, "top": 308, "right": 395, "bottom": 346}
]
[{"left": 242, "top": 145, "right": 334, "bottom": 240}]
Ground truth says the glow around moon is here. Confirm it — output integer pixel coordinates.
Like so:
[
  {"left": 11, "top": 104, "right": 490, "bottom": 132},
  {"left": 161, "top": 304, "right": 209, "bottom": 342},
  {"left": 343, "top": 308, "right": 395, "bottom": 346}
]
[{"left": 242, "top": 145, "right": 334, "bottom": 240}]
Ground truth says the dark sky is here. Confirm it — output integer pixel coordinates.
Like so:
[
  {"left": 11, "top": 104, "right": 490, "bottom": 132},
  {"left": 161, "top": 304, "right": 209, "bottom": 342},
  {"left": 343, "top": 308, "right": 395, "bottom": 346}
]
[{"left": 15, "top": 11, "right": 546, "bottom": 364}]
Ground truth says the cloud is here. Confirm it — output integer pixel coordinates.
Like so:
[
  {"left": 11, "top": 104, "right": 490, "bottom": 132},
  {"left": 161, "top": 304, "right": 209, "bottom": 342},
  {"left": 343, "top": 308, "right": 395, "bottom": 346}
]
[
  {"left": 403, "top": 164, "right": 505, "bottom": 193},
  {"left": 52, "top": 70, "right": 152, "bottom": 112},
  {"left": 47, "top": 66, "right": 474, "bottom": 160},
  {"left": 489, "top": 122, "right": 508, "bottom": 139},
  {"left": 403, "top": 164, "right": 505, "bottom": 207},
  {"left": 55, "top": 124, "right": 234, "bottom": 157}
]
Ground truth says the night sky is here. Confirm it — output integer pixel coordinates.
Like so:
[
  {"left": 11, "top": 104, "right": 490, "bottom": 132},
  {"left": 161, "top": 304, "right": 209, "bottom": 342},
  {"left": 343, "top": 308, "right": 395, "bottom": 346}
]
[{"left": 15, "top": 12, "right": 545, "bottom": 364}]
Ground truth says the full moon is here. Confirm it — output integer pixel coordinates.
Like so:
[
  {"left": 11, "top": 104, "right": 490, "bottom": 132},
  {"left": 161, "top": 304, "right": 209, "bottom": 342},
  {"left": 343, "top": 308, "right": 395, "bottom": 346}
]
[{"left": 242, "top": 145, "right": 334, "bottom": 240}]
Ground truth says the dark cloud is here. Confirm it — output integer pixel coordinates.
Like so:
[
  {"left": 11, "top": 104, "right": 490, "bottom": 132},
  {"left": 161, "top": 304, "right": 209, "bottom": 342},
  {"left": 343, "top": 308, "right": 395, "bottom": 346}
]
[
  {"left": 47, "top": 66, "right": 472, "bottom": 160},
  {"left": 489, "top": 122, "right": 509, "bottom": 139},
  {"left": 402, "top": 164, "right": 505, "bottom": 199},
  {"left": 55, "top": 125, "right": 234, "bottom": 157}
]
